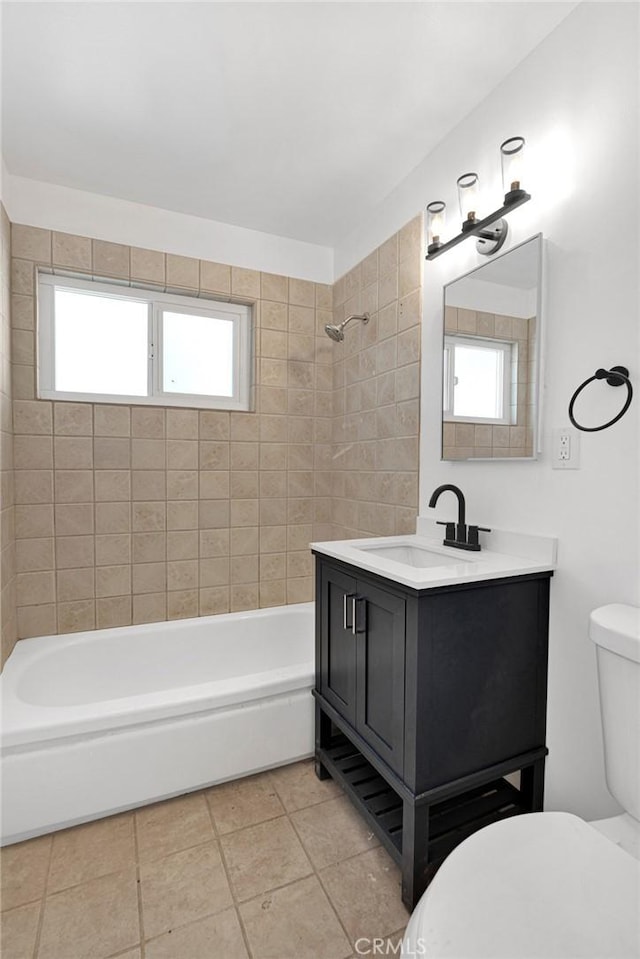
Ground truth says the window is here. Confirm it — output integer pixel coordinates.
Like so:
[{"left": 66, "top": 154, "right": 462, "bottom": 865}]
[
  {"left": 37, "top": 273, "right": 252, "bottom": 410},
  {"left": 443, "top": 335, "right": 515, "bottom": 425}
]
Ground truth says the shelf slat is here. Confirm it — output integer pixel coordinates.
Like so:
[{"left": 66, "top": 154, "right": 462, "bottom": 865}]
[
  {"left": 428, "top": 803, "right": 521, "bottom": 864},
  {"left": 429, "top": 779, "right": 521, "bottom": 840}
]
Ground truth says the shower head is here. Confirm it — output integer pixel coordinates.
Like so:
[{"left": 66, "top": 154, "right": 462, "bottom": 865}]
[
  {"left": 324, "top": 313, "right": 370, "bottom": 342},
  {"left": 324, "top": 323, "right": 345, "bottom": 342}
]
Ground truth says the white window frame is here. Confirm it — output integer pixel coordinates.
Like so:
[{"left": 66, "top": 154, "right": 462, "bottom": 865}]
[
  {"left": 443, "top": 334, "right": 514, "bottom": 425},
  {"left": 37, "top": 272, "right": 252, "bottom": 410}
]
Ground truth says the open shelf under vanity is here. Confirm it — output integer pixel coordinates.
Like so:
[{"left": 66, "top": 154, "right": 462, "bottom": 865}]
[
  {"left": 318, "top": 731, "right": 528, "bottom": 865},
  {"left": 316, "top": 710, "right": 547, "bottom": 904}
]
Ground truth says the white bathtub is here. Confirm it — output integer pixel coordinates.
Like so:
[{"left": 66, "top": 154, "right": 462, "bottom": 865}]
[{"left": 0, "top": 603, "right": 315, "bottom": 844}]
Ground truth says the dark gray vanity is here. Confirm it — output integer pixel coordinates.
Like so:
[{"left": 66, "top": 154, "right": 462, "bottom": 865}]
[{"left": 312, "top": 530, "right": 554, "bottom": 910}]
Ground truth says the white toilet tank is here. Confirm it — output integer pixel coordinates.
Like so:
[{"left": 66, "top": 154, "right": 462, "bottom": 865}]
[{"left": 589, "top": 604, "right": 640, "bottom": 821}]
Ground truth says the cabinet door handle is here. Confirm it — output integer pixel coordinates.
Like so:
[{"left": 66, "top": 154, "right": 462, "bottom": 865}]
[
  {"left": 343, "top": 592, "right": 355, "bottom": 630},
  {"left": 353, "top": 595, "right": 367, "bottom": 635}
]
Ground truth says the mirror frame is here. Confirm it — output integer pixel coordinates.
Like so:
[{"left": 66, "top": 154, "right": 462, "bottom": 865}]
[{"left": 440, "top": 233, "right": 544, "bottom": 462}]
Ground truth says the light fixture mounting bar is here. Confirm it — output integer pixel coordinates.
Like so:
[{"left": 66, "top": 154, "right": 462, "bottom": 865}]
[{"left": 425, "top": 192, "right": 531, "bottom": 261}]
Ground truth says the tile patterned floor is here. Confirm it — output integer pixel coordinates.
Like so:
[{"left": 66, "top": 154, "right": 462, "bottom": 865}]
[{"left": 0, "top": 761, "right": 408, "bottom": 958}]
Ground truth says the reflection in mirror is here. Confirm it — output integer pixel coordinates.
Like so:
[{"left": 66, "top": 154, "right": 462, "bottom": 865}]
[{"left": 441, "top": 235, "right": 542, "bottom": 461}]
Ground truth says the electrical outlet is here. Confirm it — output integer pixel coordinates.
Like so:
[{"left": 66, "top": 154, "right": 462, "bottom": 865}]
[{"left": 552, "top": 428, "right": 580, "bottom": 469}]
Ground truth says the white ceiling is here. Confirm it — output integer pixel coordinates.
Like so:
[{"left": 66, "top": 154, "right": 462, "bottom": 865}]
[{"left": 1, "top": 2, "right": 577, "bottom": 247}]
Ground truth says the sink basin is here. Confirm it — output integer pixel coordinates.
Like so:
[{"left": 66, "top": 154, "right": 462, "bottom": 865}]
[{"left": 356, "top": 544, "right": 464, "bottom": 568}]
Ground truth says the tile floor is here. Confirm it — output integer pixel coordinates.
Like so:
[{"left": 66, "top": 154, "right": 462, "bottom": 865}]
[{"left": 0, "top": 760, "right": 409, "bottom": 959}]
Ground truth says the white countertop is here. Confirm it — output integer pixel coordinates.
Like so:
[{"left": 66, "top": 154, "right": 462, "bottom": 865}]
[{"left": 311, "top": 520, "right": 557, "bottom": 590}]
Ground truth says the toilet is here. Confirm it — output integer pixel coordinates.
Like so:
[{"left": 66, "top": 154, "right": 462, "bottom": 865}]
[{"left": 402, "top": 604, "right": 640, "bottom": 958}]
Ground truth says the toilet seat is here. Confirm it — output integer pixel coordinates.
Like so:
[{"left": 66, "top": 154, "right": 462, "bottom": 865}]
[{"left": 402, "top": 812, "right": 640, "bottom": 958}]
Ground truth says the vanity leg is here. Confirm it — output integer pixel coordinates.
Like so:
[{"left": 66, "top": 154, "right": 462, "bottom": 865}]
[
  {"left": 314, "top": 703, "right": 332, "bottom": 781},
  {"left": 315, "top": 760, "right": 331, "bottom": 781},
  {"left": 401, "top": 798, "right": 431, "bottom": 912},
  {"left": 521, "top": 757, "right": 546, "bottom": 812}
]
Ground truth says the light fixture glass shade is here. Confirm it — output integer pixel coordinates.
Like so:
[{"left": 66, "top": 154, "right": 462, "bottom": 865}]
[
  {"left": 457, "top": 173, "right": 479, "bottom": 231},
  {"left": 426, "top": 201, "right": 446, "bottom": 253},
  {"left": 500, "top": 137, "right": 526, "bottom": 202}
]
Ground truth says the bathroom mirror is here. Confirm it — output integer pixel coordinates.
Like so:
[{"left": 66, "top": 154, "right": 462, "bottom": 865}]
[{"left": 441, "top": 234, "right": 542, "bottom": 460}]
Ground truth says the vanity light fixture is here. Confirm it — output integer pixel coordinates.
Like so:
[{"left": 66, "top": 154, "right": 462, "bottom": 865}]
[
  {"left": 457, "top": 173, "right": 480, "bottom": 232},
  {"left": 426, "top": 136, "right": 531, "bottom": 261},
  {"left": 426, "top": 201, "right": 447, "bottom": 255},
  {"left": 501, "top": 136, "right": 527, "bottom": 203}
]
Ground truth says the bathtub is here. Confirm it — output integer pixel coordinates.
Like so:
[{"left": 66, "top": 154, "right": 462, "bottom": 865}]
[{"left": 0, "top": 603, "right": 315, "bottom": 844}]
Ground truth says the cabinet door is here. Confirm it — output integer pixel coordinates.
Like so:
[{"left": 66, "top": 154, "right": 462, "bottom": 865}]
[
  {"left": 319, "top": 564, "right": 358, "bottom": 725},
  {"left": 355, "top": 581, "right": 406, "bottom": 775}
]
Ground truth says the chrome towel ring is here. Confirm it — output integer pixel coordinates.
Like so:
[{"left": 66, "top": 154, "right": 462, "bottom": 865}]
[{"left": 568, "top": 366, "right": 633, "bottom": 432}]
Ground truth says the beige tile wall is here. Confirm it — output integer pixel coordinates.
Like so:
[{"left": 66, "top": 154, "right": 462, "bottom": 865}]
[
  {"left": 6, "top": 215, "right": 424, "bottom": 643},
  {"left": 9, "top": 224, "right": 333, "bottom": 638},
  {"left": 327, "top": 216, "right": 422, "bottom": 540},
  {"left": 1, "top": 205, "right": 17, "bottom": 665},
  {"left": 442, "top": 306, "right": 535, "bottom": 459}
]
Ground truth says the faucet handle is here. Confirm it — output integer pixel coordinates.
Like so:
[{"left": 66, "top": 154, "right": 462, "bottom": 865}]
[
  {"left": 467, "top": 525, "right": 491, "bottom": 547},
  {"left": 436, "top": 520, "right": 455, "bottom": 542}
]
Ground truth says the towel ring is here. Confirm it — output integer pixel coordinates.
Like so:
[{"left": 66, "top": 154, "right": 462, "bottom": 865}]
[{"left": 568, "top": 366, "right": 633, "bottom": 432}]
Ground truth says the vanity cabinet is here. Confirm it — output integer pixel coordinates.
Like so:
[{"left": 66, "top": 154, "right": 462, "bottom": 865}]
[{"left": 313, "top": 552, "right": 552, "bottom": 910}]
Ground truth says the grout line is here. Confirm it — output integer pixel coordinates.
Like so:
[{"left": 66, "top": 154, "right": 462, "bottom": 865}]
[
  {"left": 28, "top": 818, "right": 140, "bottom": 898},
  {"left": 91, "top": 424, "right": 98, "bottom": 624},
  {"left": 105, "top": 946, "right": 144, "bottom": 959},
  {"left": 29, "top": 863, "right": 142, "bottom": 902},
  {"left": 0, "top": 894, "right": 42, "bottom": 914},
  {"left": 50, "top": 406, "right": 59, "bottom": 637},
  {"left": 128, "top": 407, "right": 134, "bottom": 624},
  {"left": 286, "top": 801, "right": 355, "bottom": 954},
  {"left": 126, "top": 792, "right": 238, "bottom": 950},
  {"left": 267, "top": 771, "right": 340, "bottom": 816},
  {"left": 134, "top": 832, "right": 218, "bottom": 871},
  {"left": 163, "top": 410, "right": 168, "bottom": 623},
  {"left": 31, "top": 833, "right": 54, "bottom": 959},
  {"left": 202, "top": 789, "right": 254, "bottom": 959},
  {"left": 231, "top": 869, "right": 320, "bottom": 907},
  {"left": 90, "top": 402, "right": 97, "bottom": 629},
  {"left": 212, "top": 806, "right": 287, "bottom": 840},
  {"left": 131, "top": 805, "right": 146, "bottom": 959},
  {"left": 284, "top": 763, "right": 406, "bottom": 949},
  {"left": 137, "top": 903, "right": 238, "bottom": 954}
]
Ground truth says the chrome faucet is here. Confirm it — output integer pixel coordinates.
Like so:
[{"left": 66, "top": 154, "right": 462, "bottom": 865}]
[{"left": 428, "top": 484, "right": 490, "bottom": 552}]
